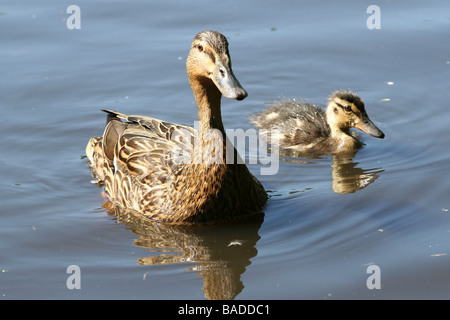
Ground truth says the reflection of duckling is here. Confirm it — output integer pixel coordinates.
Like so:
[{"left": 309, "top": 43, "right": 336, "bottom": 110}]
[
  {"left": 251, "top": 90, "right": 385, "bottom": 154},
  {"left": 330, "top": 154, "right": 384, "bottom": 194},
  {"left": 86, "top": 31, "right": 267, "bottom": 224}
]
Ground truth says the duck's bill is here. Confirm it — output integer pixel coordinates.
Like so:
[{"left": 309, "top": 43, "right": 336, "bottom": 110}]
[
  {"left": 357, "top": 115, "right": 385, "bottom": 139},
  {"left": 212, "top": 62, "right": 248, "bottom": 101}
]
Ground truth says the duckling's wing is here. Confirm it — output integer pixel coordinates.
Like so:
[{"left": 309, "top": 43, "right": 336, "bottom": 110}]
[
  {"left": 251, "top": 100, "right": 330, "bottom": 146},
  {"left": 250, "top": 103, "right": 290, "bottom": 129},
  {"left": 288, "top": 102, "right": 330, "bottom": 144}
]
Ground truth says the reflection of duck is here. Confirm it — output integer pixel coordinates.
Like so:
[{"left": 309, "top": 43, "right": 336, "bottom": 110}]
[
  {"left": 86, "top": 31, "right": 267, "bottom": 224},
  {"left": 104, "top": 203, "right": 263, "bottom": 300},
  {"left": 251, "top": 90, "right": 384, "bottom": 154}
]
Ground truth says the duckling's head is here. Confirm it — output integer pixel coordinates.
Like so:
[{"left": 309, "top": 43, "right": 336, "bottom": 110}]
[
  {"left": 326, "top": 90, "right": 385, "bottom": 139},
  {"left": 186, "top": 30, "right": 248, "bottom": 101}
]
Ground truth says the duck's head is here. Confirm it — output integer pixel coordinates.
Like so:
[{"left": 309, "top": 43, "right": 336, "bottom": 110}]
[
  {"left": 186, "top": 30, "right": 248, "bottom": 101},
  {"left": 327, "top": 90, "right": 385, "bottom": 139}
]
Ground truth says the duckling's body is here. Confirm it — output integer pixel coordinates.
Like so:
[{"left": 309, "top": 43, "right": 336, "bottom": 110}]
[
  {"left": 251, "top": 90, "right": 384, "bottom": 154},
  {"left": 86, "top": 31, "right": 267, "bottom": 224}
]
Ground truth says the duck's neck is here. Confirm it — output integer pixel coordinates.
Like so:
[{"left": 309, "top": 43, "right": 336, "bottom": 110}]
[
  {"left": 188, "top": 76, "right": 232, "bottom": 165},
  {"left": 190, "top": 76, "right": 225, "bottom": 135}
]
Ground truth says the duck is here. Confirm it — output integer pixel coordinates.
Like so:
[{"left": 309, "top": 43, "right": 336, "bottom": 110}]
[
  {"left": 250, "top": 90, "right": 384, "bottom": 154},
  {"left": 86, "top": 31, "right": 268, "bottom": 224}
]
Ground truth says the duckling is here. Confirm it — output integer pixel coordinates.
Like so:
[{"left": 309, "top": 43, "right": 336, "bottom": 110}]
[
  {"left": 86, "top": 31, "right": 268, "bottom": 224},
  {"left": 250, "top": 90, "right": 384, "bottom": 154}
]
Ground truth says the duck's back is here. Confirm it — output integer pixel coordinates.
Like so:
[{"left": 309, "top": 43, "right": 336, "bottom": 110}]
[{"left": 251, "top": 100, "right": 330, "bottom": 148}]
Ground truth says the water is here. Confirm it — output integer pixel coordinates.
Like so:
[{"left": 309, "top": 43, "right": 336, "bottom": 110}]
[{"left": 1, "top": 0, "right": 449, "bottom": 300}]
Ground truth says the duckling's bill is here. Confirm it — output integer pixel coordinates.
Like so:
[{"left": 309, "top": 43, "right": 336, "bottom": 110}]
[{"left": 355, "top": 114, "right": 385, "bottom": 139}]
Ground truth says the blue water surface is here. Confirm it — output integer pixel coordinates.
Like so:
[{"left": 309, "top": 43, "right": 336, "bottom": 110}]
[{"left": 0, "top": 0, "right": 449, "bottom": 299}]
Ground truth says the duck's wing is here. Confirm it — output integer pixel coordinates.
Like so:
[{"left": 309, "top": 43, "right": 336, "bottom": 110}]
[
  {"left": 93, "top": 110, "right": 266, "bottom": 221},
  {"left": 86, "top": 110, "right": 196, "bottom": 210},
  {"left": 102, "top": 109, "right": 195, "bottom": 147},
  {"left": 101, "top": 109, "right": 195, "bottom": 171}
]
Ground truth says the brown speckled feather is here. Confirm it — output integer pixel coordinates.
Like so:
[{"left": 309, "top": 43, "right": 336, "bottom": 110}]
[{"left": 87, "top": 111, "right": 267, "bottom": 223}]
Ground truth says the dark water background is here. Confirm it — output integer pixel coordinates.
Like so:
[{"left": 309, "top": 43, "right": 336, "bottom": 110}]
[{"left": 1, "top": 0, "right": 449, "bottom": 299}]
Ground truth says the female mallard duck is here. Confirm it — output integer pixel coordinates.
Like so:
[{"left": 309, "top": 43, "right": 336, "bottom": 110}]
[
  {"left": 250, "top": 90, "right": 384, "bottom": 154},
  {"left": 86, "top": 31, "right": 268, "bottom": 224}
]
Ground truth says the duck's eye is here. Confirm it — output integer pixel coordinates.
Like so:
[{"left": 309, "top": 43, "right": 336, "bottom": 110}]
[
  {"left": 344, "top": 105, "right": 352, "bottom": 112},
  {"left": 197, "top": 44, "right": 204, "bottom": 52}
]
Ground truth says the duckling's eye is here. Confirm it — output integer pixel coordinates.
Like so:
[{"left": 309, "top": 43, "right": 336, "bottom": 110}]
[
  {"left": 344, "top": 105, "right": 352, "bottom": 112},
  {"left": 197, "top": 44, "right": 204, "bottom": 52}
]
